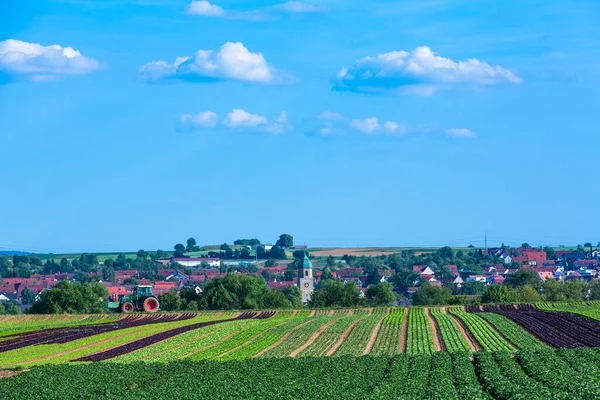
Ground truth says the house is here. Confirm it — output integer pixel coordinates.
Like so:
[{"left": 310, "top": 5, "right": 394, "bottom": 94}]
[
  {"left": 413, "top": 265, "right": 434, "bottom": 275},
  {"left": 537, "top": 271, "right": 555, "bottom": 281},
  {"left": 0, "top": 294, "right": 10, "bottom": 302},
  {"left": 267, "top": 281, "right": 295, "bottom": 290},
  {"left": 466, "top": 275, "right": 487, "bottom": 283},
  {"left": 341, "top": 277, "right": 364, "bottom": 288},
  {"left": 171, "top": 258, "right": 220, "bottom": 268},
  {"left": 407, "top": 287, "right": 419, "bottom": 295},
  {"left": 288, "top": 245, "right": 308, "bottom": 250}
]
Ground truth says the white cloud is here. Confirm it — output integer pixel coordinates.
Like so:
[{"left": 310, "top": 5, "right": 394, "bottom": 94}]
[
  {"left": 350, "top": 117, "right": 380, "bottom": 135},
  {"left": 333, "top": 46, "right": 522, "bottom": 95},
  {"left": 446, "top": 128, "right": 477, "bottom": 138},
  {"left": 179, "top": 111, "right": 218, "bottom": 129},
  {"left": 185, "top": 1, "right": 325, "bottom": 19},
  {"left": 318, "top": 111, "right": 343, "bottom": 121},
  {"left": 272, "top": 2, "right": 326, "bottom": 13},
  {"left": 0, "top": 39, "right": 100, "bottom": 82},
  {"left": 223, "top": 109, "right": 268, "bottom": 128},
  {"left": 185, "top": 1, "right": 226, "bottom": 16},
  {"left": 140, "top": 42, "right": 283, "bottom": 84}
]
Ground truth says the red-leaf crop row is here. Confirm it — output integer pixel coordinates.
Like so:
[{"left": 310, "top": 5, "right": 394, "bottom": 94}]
[
  {"left": 472, "top": 305, "right": 600, "bottom": 348},
  {"left": 73, "top": 312, "right": 274, "bottom": 362},
  {"left": 0, "top": 314, "right": 197, "bottom": 354}
]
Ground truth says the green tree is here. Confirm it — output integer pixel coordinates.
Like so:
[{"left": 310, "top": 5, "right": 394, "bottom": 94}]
[
  {"left": 460, "top": 281, "right": 486, "bottom": 295},
  {"left": 543, "top": 279, "right": 565, "bottom": 301},
  {"left": 326, "top": 256, "right": 336, "bottom": 269},
  {"left": 201, "top": 274, "right": 271, "bottom": 310},
  {"left": 481, "top": 285, "right": 514, "bottom": 304},
  {"left": 511, "top": 285, "right": 543, "bottom": 303},
  {"left": 174, "top": 243, "right": 186, "bottom": 258},
  {"left": 21, "top": 287, "right": 37, "bottom": 305},
  {"left": 276, "top": 234, "right": 294, "bottom": 248},
  {"left": 390, "top": 270, "right": 422, "bottom": 294},
  {"left": 563, "top": 280, "right": 589, "bottom": 301},
  {"left": 158, "top": 290, "right": 182, "bottom": 311},
  {"left": 0, "top": 300, "right": 20, "bottom": 315},
  {"left": 543, "top": 246, "right": 557, "bottom": 260},
  {"left": 584, "top": 242, "right": 593, "bottom": 255},
  {"left": 411, "top": 284, "right": 454, "bottom": 306},
  {"left": 101, "top": 266, "right": 116, "bottom": 282},
  {"left": 437, "top": 246, "right": 454, "bottom": 259},
  {"left": 521, "top": 243, "right": 531, "bottom": 249},
  {"left": 589, "top": 280, "right": 600, "bottom": 300},
  {"left": 321, "top": 268, "right": 334, "bottom": 281},
  {"left": 281, "top": 285, "right": 303, "bottom": 308},
  {"left": 186, "top": 237, "right": 199, "bottom": 252},
  {"left": 269, "top": 245, "right": 287, "bottom": 260},
  {"left": 366, "top": 282, "right": 395, "bottom": 306},
  {"left": 265, "top": 259, "right": 277, "bottom": 267},
  {"left": 505, "top": 269, "right": 541, "bottom": 290},
  {"left": 262, "top": 290, "right": 292, "bottom": 309},
  {"left": 123, "top": 277, "right": 138, "bottom": 285},
  {"left": 29, "top": 281, "right": 109, "bottom": 314}
]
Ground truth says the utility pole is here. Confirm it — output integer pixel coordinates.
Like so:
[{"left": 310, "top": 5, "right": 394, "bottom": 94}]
[{"left": 485, "top": 232, "right": 488, "bottom": 252}]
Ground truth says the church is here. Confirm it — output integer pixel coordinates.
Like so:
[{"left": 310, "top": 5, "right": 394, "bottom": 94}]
[{"left": 298, "top": 252, "right": 314, "bottom": 303}]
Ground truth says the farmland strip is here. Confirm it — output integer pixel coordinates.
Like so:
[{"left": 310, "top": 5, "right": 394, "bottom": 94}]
[
  {"left": 363, "top": 308, "right": 390, "bottom": 355},
  {"left": 425, "top": 308, "right": 444, "bottom": 352},
  {"left": 290, "top": 318, "right": 340, "bottom": 357}
]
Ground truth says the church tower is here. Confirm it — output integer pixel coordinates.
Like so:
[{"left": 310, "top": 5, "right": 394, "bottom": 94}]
[{"left": 298, "top": 252, "right": 314, "bottom": 303}]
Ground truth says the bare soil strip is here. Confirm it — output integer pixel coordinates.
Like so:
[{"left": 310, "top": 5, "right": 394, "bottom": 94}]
[
  {"left": 218, "top": 321, "right": 288, "bottom": 358},
  {"left": 309, "top": 310, "right": 316, "bottom": 317},
  {"left": 425, "top": 308, "right": 444, "bottom": 352},
  {"left": 399, "top": 308, "right": 409, "bottom": 353},
  {"left": 328, "top": 310, "right": 335, "bottom": 316},
  {"left": 445, "top": 309, "right": 482, "bottom": 351},
  {"left": 290, "top": 318, "right": 340, "bottom": 358},
  {"left": 0, "top": 370, "right": 23, "bottom": 379},
  {"left": 326, "top": 317, "right": 363, "bottom": 356},
  {"left": 363, "top": 308, "right": 390, "bottom": 355},
  {"left": 253, "top": 320, "right": 312, "bottom": 358}
]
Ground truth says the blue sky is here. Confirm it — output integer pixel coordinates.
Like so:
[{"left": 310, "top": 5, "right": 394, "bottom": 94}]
[{"left": 1, "top": 0, "right": 599, "bottom": 253}]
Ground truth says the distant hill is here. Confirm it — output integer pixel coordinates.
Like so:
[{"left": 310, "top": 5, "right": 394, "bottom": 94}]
[{"left": 0, "top": 250, "right": 32, "bottom": 256}]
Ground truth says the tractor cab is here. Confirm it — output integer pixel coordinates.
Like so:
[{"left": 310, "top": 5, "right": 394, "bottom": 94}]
[{"left": 133, "top": 286, "right": 153, "bottom": 297}]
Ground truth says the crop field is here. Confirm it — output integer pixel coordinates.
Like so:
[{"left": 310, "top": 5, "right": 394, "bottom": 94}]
[{"left": 0, "top": 303, "right": 599, "bottom": 371}]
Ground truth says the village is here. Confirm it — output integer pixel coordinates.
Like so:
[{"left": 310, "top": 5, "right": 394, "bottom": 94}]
[{"left": 1, "top": 244, "right": 599, "bottom": 310}]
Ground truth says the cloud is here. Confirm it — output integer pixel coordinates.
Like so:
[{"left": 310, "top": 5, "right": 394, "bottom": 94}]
[
  {"left": 180, "top": 109, "right": 290, "bottom": 133},
  {"left": 350, "top": 117, "right": 380, "bottom": 134},
  {"left": 333, "top": 46, "right": 522, "bottom": 95},
  {"left": 185, "top": 1, "right": 325, "bottom": 19},
  {"left": 446, "top": 128, "right": 476, "bottom": 138},
  {"left": 140, "top": 42, "right": 285, "bottom": 84},
  {"left": 318, "top": 111, "right": 343, "bottom": 121},
  {"left": 0, "top": 39, "right": 101, "bottom": 82},
  {"left": 179, "top": 111, "right": 218, "bottom": 129}
]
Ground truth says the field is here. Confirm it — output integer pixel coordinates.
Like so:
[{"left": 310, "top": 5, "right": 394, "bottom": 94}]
[{"left": 1, "top": 303, "right": 600, "bottom": 398}]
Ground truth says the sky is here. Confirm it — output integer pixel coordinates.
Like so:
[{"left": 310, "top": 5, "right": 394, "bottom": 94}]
[{"left": 1, "top": 0, "right": 599, "bottom": 253}]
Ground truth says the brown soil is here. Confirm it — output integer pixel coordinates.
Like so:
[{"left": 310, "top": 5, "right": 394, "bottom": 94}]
[
  {"left": 425, "top": 308, "right": 444, "bottom": 352},
  {"left": 363, "top": 308, "right": 390, "bottom": 355},
  {"left": 309, "top": 248, "right": 398, "bottom": 257},
  {"left": 0, "top": 370, "right": 24, "bottom": 379},
  {"left": 445, "top": 309, "right": 482, "bottom": 351},
  {"left": 253, "top": 320, "right": 312, "bottom": 358},
  {"left": 328, "top": 310, "right": 335, "bottom": 316},
  {"left": 326, "top": 317, "right": 364, "bottom": 356},
  {"left": 309, "top": 310, "right": 316, "bottom": 317},
  {"left": 399, "top": 308, "right": 409, "bottom": 353},
  {"left": 290, "top": 318, "right": 340, "bottom": 358}
]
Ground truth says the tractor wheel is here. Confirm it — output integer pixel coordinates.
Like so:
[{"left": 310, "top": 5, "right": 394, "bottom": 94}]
[
  {"left": 121, "top": 302, "right": 135, "bottom": 313},
  {"left": 143, "top": 297, "right": 160, "bottom": 312}
]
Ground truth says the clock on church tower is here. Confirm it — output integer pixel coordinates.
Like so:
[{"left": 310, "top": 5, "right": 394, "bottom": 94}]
[{"left": 298, "top": 252, "right": 314, "bottom": 303}]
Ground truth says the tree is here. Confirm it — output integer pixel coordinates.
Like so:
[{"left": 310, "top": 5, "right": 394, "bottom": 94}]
[
  {"left": 0, "top": 299, "right": 20, "bottom": 315},
  {"left": 505, "top": 269, "right": 541, "bottom": 290},
  {"left": 262, "top": 290, "right": 292, "bottom": 309},
  {"left": 460, "top": 281, "right": 486, "bottom": 295},
  {"left": 365, "top": 269, "right": 382, "bottom": 286},
  {"left": 584, "top": 242, "right": 593, "bottom": 255},
  {"left": 136, "top": 250, "right": 147, "bottom": 259},
  {"left": 543, "top": 279, "right": 565, "bottom": 301},
  {"left": 265, "top": 259, "right": 277, "bottom": 267},
  {"left": 309, "top": 280, "right": 362, "bottom": 308},
  {"left": 269, "top": 245, "right": 287, "bottom": 260},
  {"left": 511, "top": 285, "right": 543, "bottom": 303},
  {"left": 390, "top": 270, "right": 422, "bottom": 294},
  {"left": 293, "top": 250, "right": 309, "bottom": 259},
  {"left": 521, "top": 243, "right": 531, "bottom": 249},
  {"left": 589, "top": 280, "right": 600, "bottom": 300},
  {"left": 481, "top": 285, "right": 514, "bottom": 304},
  {"left": 437, "top": 246, "right": 454, "bottom": 259},
  {"left": 276, "top": 234, "right": 294, "bottom": 248},
  {"left": 411, "top": 284, "right": 454, "bottom": 306},
  {"left": 21, "top": 287, "right": 37, "bottom": 305},
  {"left": 101, "top": 266, "right": 115, "bottom": 283},
  {"left": 366, "top": 282, "right": 395, "bottom": 306},
  {"left": 282, "top": 285, "right": 303, "bottom": 308},
  {"left": 186, "top": 238, "right": 199, "bottom": 252},
  {"left": 321, "top": 268, "right": 334, "bottom": 281},
  {"left": 29, "top": 281, "right": 109, "bottom": 314},
  {"left": 174, "top": 243, "right": 186, "bottom": 258},
  {"left": 563, "top": 280, "right": 589, "bottom": 301},
  {"left": 543, "top": 246, "right": 557, "bottom": 260},
  {"left": 201, "top": 274, "right": 272, "bottom": 310},
  {"left": 326, "top": 256, "right": 336, "bottom": 269},
  {"left": 158, "top": 290, "right": 182, "bottom": 311}
]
